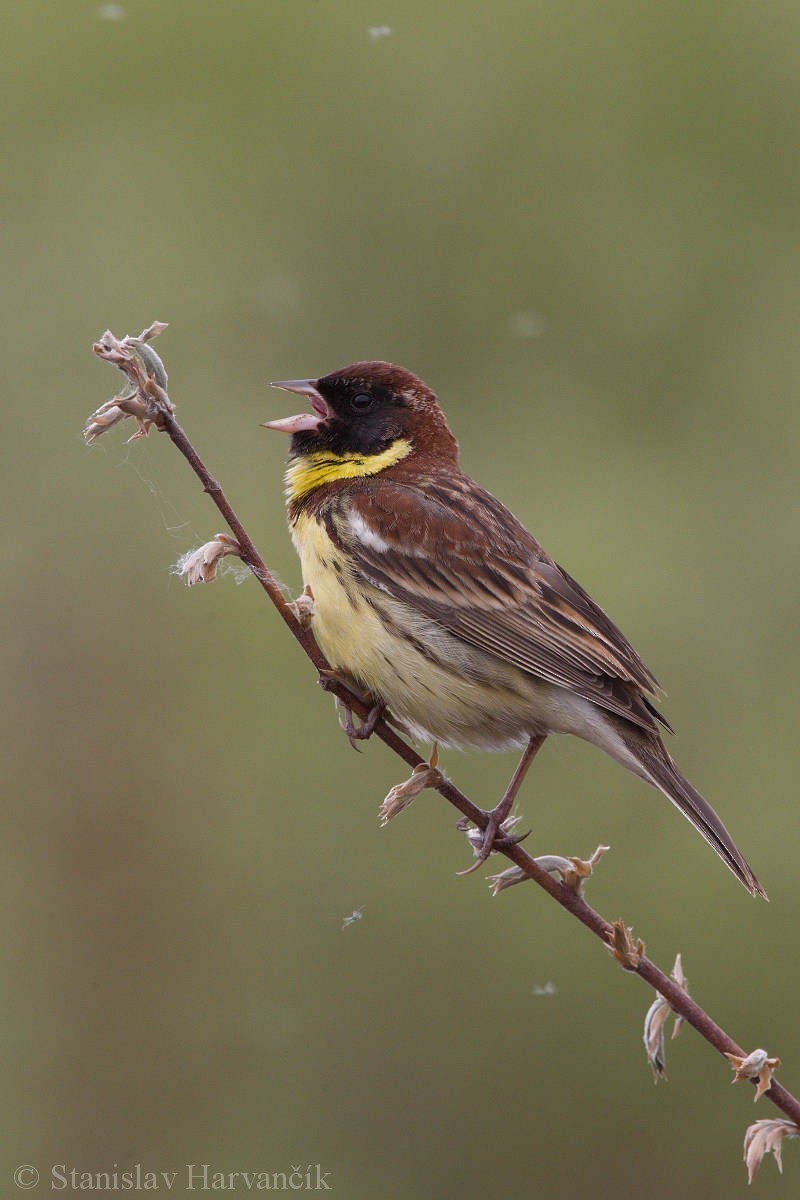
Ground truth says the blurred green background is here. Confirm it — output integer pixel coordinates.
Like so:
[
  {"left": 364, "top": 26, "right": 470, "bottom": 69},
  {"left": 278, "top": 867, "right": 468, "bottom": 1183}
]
[{"left": 2, "top": 1, "right": 799, "bottom": 1195}]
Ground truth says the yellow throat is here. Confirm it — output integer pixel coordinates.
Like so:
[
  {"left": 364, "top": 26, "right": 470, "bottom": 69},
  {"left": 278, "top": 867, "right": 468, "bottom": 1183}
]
[{"left": 285, "top": 438, "right": 412, "bottom": 503}]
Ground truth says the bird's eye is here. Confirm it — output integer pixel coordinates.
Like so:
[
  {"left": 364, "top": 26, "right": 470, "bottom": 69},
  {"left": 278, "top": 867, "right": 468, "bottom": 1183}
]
[{"left": 350, "top": 392, "right": 374, "bottom": 412}]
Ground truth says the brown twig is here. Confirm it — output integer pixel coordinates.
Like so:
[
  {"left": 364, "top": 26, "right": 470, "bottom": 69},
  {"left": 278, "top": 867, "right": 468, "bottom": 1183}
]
[{"left": 85, "top": 325, "right": 800, "bottom": 1148}]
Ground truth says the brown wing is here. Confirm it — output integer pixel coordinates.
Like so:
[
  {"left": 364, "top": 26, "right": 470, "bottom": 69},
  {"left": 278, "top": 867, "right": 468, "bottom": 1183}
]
[{"left": 334, "top": 473, "right": 670, "bottom": 733}]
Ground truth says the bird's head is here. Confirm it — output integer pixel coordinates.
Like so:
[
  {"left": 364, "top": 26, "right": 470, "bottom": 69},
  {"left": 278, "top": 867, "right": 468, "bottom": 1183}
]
[{"left": 264, "top": 360, "right": 458, "bottom": 465}]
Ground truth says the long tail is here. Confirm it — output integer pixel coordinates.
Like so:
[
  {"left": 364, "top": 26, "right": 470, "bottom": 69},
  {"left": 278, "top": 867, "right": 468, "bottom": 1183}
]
[{"left": 620, "top": 728, "right": 767, "bottom": 899}]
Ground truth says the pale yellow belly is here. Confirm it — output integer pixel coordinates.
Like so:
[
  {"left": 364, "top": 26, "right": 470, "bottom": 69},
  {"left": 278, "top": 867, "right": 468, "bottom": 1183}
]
[{"left": 291, "top": 512, "right": 553, "bottom": 749}]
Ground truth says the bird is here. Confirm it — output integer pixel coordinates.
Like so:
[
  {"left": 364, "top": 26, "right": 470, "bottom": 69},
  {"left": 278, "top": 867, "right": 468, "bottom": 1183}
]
[{"left": 264, "top": 361, "right": 765, "bottom": 898}]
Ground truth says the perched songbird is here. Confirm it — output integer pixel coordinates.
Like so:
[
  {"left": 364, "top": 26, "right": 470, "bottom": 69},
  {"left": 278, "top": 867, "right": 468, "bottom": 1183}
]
[{"left": 265, "top": 362, "right": 765, "bottom": 898}]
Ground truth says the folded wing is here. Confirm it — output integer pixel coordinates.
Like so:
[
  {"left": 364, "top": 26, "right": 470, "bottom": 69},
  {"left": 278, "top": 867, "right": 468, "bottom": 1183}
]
[{"left": 337, "top": 475, "right": 669, "bottom": 733}]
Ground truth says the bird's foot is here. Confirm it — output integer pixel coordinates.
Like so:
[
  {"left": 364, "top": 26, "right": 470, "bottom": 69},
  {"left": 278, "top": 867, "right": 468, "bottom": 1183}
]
[
  {"left": 337, "top": 697, "right": 386, "bottom": 752},
  {"left": 456, "top": 806, "right": 530, "bottom": 876},
  {"left": 316, "top": 670, "right": 386, "bottom": 751},
  {"left": 456, "top": 734, "right": 544, "bottom": 875}
]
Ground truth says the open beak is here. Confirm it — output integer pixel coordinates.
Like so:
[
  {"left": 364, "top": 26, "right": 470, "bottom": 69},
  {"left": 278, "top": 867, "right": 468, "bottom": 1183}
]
[{"left": 262, "top": 379, "right": 330, "bottom": 433}]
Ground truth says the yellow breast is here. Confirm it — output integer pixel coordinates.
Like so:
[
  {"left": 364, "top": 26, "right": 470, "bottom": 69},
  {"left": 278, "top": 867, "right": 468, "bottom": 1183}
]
[
  {"left": 290, "top": 511, "right": 377, "bottom": 676},
  {"left": 289, "top": 510, "right": 540, "bottom": 750}
]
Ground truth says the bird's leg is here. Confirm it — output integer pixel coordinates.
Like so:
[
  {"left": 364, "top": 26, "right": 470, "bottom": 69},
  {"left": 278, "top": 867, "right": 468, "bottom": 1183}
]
[{"left": 459, "top": 734, "right": 546, "bottom": 874}]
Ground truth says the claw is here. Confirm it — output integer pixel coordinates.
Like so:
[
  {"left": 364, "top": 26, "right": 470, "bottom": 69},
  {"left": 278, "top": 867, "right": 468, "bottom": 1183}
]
[
  {"left": 457, "top": 814, "right": 526, "bottom": 875},
  {"left": 316, "top": 670, "right": 389, "bottom": 750},
  {"left": 501, "top": 827, "right": 532, "bottom": 848},
  {"left": 338, "top": 698, "right": 386, "bottom": 751},
  {"left": 456, "top": 851, "right": 491, "bottom": 878}
]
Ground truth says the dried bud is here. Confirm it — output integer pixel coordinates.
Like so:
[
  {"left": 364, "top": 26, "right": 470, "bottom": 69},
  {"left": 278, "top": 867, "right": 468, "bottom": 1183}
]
[
  {"left": 643, "top": 996, "right": 671, "bottom": 1080},
  {"left": 642, "top": 951, "right": 690, "bottom": 1080},
  {"left": 726, "top": 1048, "right": 781, "bottom": 1101},
  {"left": 84, "top": 385, "right": 154, "bottom": 443},
  {"left": 87, "top": 323, "right": 173, "bottom": 442},
  {"left": 670, "top": 953, "right": 687, "bottom": 1039},
  {"left": 175, "top": 534, "right": 242, "bottom": 586},
  {"left": 138, "top": 320, "right": 169, "bottom": 343},
  {"left": 487, "top": 865, "right": 530, "bottom": 895},
  {"left": 83, "top": 401, "right": 127, "bottom": 443},
  {"left": 289, "top": 585, "right": 315, "bottom": 627},
  {"left": 606, "top": 920, "right": 644, "bottom": 970},
  {"left": 743, "top": 1118, "right": 798, "bottom": 1183},
  {"left": 379, "top": 747, "right": 440, "bottom": 826},
  {"left": 534, "top": 844, "right": 609, "bottom": 894}
]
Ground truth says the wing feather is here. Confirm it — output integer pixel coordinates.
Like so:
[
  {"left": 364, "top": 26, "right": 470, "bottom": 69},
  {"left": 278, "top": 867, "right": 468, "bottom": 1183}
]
[{"left": 334, "top": 475, "right": 669, "bottom": 732}]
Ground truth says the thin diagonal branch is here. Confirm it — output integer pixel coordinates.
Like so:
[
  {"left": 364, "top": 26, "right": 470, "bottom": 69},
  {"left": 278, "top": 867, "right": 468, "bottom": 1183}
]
[{"left": 85, "top": 325, "right": 800, "bottom": 1140}]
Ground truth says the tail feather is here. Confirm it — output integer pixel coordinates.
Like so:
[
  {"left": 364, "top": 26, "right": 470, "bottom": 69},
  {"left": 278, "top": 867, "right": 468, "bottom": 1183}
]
[{"left": 624, "top": 732, "right": 767, "bottom": 899}]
